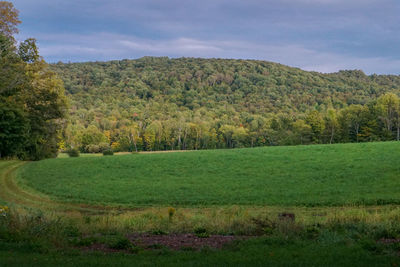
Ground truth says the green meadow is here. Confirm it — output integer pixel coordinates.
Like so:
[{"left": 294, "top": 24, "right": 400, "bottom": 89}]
[
  {"left": 17, "top": 142, "right": 400, "bottom": 207},
  {"left": 2, "top": 142, "right": 400, "bottom": 266}
]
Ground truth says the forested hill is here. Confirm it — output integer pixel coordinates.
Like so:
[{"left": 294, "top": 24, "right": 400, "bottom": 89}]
[
  {"left": 50, "top": 57, "right": 400, "bottom": 152},
  {"left": 52, "top": 57, "right": 400, "bottom": 113}
]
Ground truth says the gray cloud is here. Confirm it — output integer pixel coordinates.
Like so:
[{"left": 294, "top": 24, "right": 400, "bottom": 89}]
[
  {"left": 12, "top": 0, "right": 400, "bottom": 74},
  {"left": 33, "top": 32, "right": 400, "bottom": 74}
]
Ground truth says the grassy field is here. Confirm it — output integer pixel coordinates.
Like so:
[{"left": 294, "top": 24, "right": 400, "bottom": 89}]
[
  {"left": 2, "top": 142, "right": 400, "bottom": 266},
  {"left": 17, "top": 142, "right": 400, "bottom": 207}
]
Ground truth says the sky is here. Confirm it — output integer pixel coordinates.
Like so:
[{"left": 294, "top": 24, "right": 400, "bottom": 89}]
[{"left": 10, "top": 0, "right": 400, "bottom": 74}]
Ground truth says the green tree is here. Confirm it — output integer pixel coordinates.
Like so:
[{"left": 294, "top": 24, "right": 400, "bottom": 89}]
[
  {"left": 78, "top": 125, "right": 107, "bottom": 152},
  {"left": 376, "top": 93, "right": 400, "bottom": 140},
  {"left": 293, "top": 119, "right": 312, "bottom": 145},
  {"left": 18, "top": 38, "right": 39, "bottom": 63},
  {"left": 22, "top": 59, "right": 68, "bottom": 159},
  {"left": 324, "top": 108, "right": 338, "bottom": 144},
  {"left": 119, "top": 124, "right": 141, "bottom": 152},
  {"left": 338, "top": 105, "right": 368, "bottom": 143},
  {"left": 0, "top": 3, "right": 67, "bottom": 160},
  {"left": 305, "top": 111, "right": 325, "bottom": 143},
  {"left": 0, "top": 100, "right": 28, "bottom": 158},
  {"left": 219, "top": 124, "right": 235, "bottom": 148},
  {"left": 232, "top": 126, "right": 249, "bottom": 148}
]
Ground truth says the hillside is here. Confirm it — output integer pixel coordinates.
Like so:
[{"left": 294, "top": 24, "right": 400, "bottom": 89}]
[
  {"left": 17, "top": 142, "right": 400, "bottom": 207},
  {"left": 51, "top": 57, "right": 400, "bottom": 152}
]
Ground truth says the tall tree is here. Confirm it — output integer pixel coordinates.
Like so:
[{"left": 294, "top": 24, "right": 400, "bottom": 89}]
[
  {"left": 293, "top": 119, "right": 312, "bottom": 145},
  {"left": 340, "top": 105, "right": 369, "bottom": 143},
  {"left": 22, "top": 59, "right": 68, "bottom": 159},
  {"left": 0, "top": 27, "right": 28, "bottom": 158},
  {"left": 0, "top": 100, "right": 28, "bottom": 158},
  {"left": 305, "top": 111, "right": 325, "bottom": 143},
  {"left": 324, "top": 108, "right": 338, "bottom": 144},
  {"left": 376, "top": 93, "right": 400, "bottom": 140},
  {"left": 0, "top": 1, "right": 20, "bottom": 38},
  {"left": 0, "top": 2, "right": 68, "bottom": 160}
]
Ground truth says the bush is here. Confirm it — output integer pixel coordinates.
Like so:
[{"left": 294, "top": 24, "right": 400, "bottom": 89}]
[
  {"left": 86, "top": 144, "right": 100, "bottom": 153},
  {"left": 103, "top": 150, "right": 114, "bottom": 156},
  {"left": 98, "top": 142, "right": 111, "bottom": 152},
  {"left": 86, "top": 143, "right": 111, "bottom": 153},
  {"left": 66, "top": 148, "right": 80, "bottom": 157}
]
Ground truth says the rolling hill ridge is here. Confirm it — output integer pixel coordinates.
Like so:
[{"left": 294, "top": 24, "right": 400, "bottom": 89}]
[{"left": 51, "top": 57, "right": 400, "bottom": 152}]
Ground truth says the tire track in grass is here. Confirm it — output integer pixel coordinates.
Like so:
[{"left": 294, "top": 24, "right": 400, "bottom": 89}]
[
  {"left": 3, "top": 162, "right": 54, "bottom": 205},
  {"left": 0, "top": 161, "right": 34, "bottom": 205},
  {"left": 0, "top": 161, "right": 133, "bottom": 214}
]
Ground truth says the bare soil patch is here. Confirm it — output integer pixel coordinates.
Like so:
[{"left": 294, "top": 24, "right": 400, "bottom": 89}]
[
  {"left": 82, "top": 233, "right": 247, "bottom": 253},
  {"left": 128, "top": 233, "right": 242, "bottom": 250},
  {"left": 82, "top": 243, "right": 126, "bottom": 254}
]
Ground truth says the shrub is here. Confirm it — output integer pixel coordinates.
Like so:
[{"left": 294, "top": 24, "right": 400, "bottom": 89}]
[
  {"left": 0, "top": 209, "right": 71, "bottom": 251},
  {"left": 66, "top": 148, "right": 80, "bottom": 157},
  {"left": 86, "top": 144, "right": 100, "bottom": 153},
  {"left": 103, "top": 150, "right": 114, "bottom": 156},
  {"left": 98, "top": 142, "right": 111, "bottom": 152},
  {"left": 85, "top": 143, "right": 111, "bottom": 153}
]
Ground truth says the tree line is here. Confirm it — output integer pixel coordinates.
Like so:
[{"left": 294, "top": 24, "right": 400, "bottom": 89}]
[{"left": 0, "top": 2, "right": 67, "bottom": 160}]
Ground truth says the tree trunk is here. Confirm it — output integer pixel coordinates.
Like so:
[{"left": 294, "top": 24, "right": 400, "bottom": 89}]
[
  {"left": 355, "top": 124, "right": 360, "bottom": 143},
  {"left": 178, "top": 130, "right": 182, "bottom": 150},
  {"left": 330, "top": 128, "right": 335, "bottom": 144}
]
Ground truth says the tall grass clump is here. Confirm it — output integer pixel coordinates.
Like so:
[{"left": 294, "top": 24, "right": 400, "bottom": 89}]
[{"left": 0, "top": 208, "right": 79, "bottom": 252}]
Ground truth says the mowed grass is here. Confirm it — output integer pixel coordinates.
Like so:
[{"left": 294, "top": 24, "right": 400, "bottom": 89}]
[{"left": 17, "top": 142, "right": 400, "bottom": 207}]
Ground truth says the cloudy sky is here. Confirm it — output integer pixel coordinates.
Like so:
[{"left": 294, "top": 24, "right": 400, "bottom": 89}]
[{"left": 11, "top": 0, "right": 400, "bottom": 74}]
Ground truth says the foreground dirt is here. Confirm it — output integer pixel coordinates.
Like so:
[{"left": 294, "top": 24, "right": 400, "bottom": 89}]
[
  {"left": 83, "top": 233, "right": 246, "bottom": 253},
  {"left": 128, "top": 233, "right": 241, "bottom": 250}
]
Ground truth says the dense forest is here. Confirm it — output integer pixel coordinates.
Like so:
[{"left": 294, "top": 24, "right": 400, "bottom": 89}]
[{"left": 51, "top": 57, "right": 400, "bottom": 152}]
